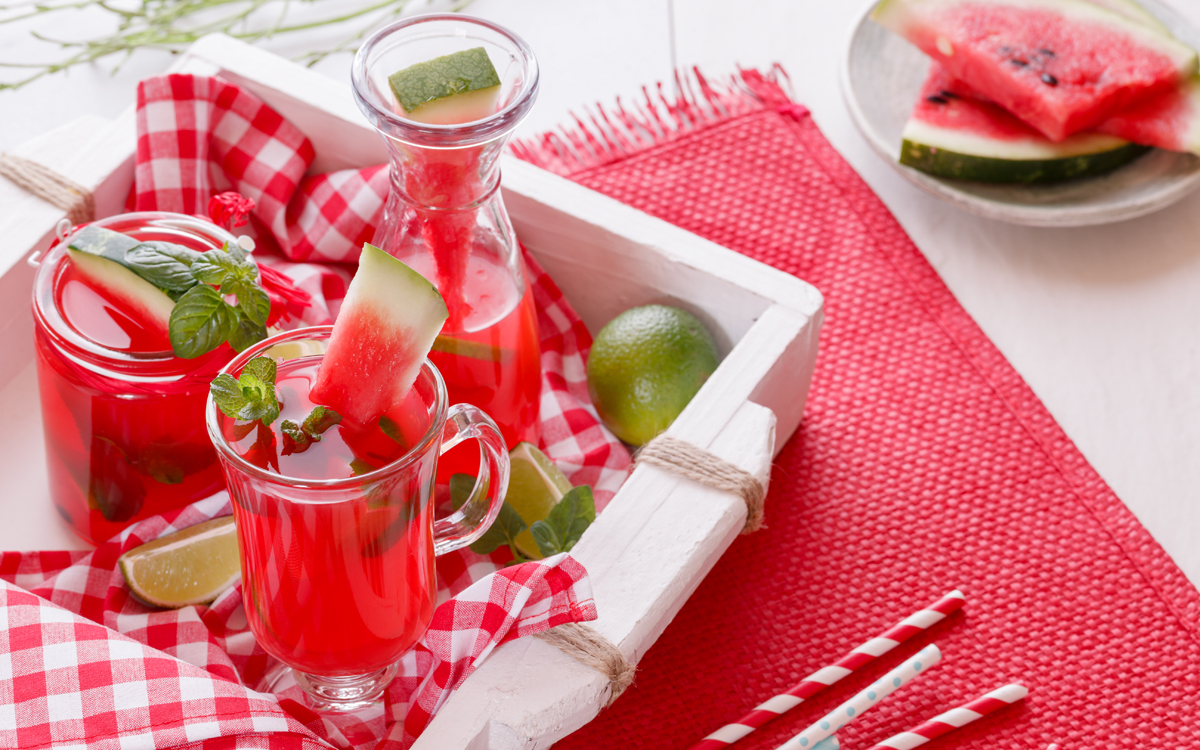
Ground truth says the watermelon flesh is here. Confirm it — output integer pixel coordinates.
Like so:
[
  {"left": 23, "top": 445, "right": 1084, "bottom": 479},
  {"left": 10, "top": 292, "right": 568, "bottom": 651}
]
[
  {"left": 310, "top": 243, "right": 449, "bottom": 426},
  {"left": 1097, "top": 76, "right": 1200, "bottom": 154},
  {"left": 873, "top": 0, "right": 1199, "bottom": 141}
]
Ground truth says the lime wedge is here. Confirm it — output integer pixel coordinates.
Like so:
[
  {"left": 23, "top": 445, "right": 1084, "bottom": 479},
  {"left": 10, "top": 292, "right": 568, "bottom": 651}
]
[
  {"left": 118, "top": 516, "right": 241, "bottom": 608},
  {"left": 506, "top": 442, "right": 572, "bottom": 559},
  {"left": 388, "top": 47, "right": 501, "bottom": 125}
]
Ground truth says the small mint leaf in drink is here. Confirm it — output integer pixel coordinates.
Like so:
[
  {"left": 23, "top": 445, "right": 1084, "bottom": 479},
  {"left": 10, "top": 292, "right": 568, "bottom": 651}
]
[
  {"left": 379, "top": 415, "right": 403, "bottom": 444},
  {"left": 124, "top": 242, "right": 201, "bottom": 292},
  {"left": 350, "top": 458, "right": 377, "bottom": 476},
  {"left": 280, "top": 420, "right": 311, "bottom": 456},
  {"left": 530, "top": 485, "right": 595, "bottom": 556},
  {"left": 210, "top": 374, "right": 248, "bottom": 418},
  {"left": 242, "top": 356, "right": 276, "bottom": 384},
  {"left": 302, "top": 406, "right": 341, "bottom": 439},
  {"left": 169, "top": 285, "right": 238, "bottom": 359}
]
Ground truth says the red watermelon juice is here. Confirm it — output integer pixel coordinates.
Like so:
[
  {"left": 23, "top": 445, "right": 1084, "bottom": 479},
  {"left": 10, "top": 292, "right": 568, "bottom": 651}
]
[
  {"left": 218, "top": 356, "right": 437, "bottom": 678},
  {"left": 33, "top": 215, "right": 235, "bottom": 545}
]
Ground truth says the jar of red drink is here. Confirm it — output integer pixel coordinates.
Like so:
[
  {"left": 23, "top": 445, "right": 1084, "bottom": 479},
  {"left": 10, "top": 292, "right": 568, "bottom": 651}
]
[{"left": 32, "top": 212, "right": 245, "bottom": 545}]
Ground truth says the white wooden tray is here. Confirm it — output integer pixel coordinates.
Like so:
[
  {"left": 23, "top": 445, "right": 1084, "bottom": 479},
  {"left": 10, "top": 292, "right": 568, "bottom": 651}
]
[{"left": 0, "top": 34, "right": 823, "bottom": 749}]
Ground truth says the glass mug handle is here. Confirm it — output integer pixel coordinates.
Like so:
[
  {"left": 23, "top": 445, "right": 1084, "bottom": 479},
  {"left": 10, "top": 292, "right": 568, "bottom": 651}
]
[{"left": 432, "top": 403, "right": 510, "bottom": 555}]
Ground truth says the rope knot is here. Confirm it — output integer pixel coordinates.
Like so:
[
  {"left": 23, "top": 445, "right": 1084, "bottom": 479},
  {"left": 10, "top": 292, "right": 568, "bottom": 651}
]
[{"left": 0, "top": 153, "right": 95, "bottom": 226}]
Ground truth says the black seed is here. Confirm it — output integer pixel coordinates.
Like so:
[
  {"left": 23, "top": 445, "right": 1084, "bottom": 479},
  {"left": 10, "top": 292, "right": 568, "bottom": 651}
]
[
  {"left": 1041, "top": 73, "right": 1058, "bottom": 86},
  {"left": 999, "top": 46, "right": 1012, "bottom": 54},
  {"left": 939, "top": 90, "right": 960, "bottom": 99},
  {"left": 1010, "top": 58, "right": 1029, "bottom": 67},
  {"left": 926, "top": 95, "right": 949, "bottom": 105},
  {"left": 1039, "top": 48, "right": 1056, "bottom": 57}
]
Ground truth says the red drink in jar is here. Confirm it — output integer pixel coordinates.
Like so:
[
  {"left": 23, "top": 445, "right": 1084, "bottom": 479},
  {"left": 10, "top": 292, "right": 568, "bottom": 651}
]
[{"left": 33, "top": 213, "right": 237, "bottom": 544}]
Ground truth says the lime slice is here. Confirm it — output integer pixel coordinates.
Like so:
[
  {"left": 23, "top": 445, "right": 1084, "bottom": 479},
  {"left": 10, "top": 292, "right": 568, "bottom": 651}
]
[
  {"left": 387, "top": 47, "right": 501, "bottom": 125},
  {"left": 507, "top": 442, "right": 572, "bottom": 559},
  {"left": 118, "top": 516, "right": 241, "bottom": 608}
]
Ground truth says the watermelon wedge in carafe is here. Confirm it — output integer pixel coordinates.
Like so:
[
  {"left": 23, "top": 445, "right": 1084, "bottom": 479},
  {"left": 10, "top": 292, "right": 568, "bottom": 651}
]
[{"left": 352, "top": 16, "right": 543, "bottom": 453}]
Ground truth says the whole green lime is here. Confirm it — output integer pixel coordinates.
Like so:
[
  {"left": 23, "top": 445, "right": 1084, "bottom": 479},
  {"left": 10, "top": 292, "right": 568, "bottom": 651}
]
[{"left": 586, "top": 305, "right": 720, "bottom": 446}]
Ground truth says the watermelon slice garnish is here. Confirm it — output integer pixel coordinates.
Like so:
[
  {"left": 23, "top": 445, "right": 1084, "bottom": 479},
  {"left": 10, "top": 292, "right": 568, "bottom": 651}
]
[
  {"left": 901, "top": 64, "right": 1149, "bottom": 182},
  {"left": 873, "top": 0, "right": 1199, "bottom": 142},
  {"left": 310, "top": 243, "right": 449, "bottom": 426},
  {"left": 67, "top": 229, "right": 175, "bottom": 338},
  {"left": 1097, "top": 75, "right": 1200, "bottom": 155}
]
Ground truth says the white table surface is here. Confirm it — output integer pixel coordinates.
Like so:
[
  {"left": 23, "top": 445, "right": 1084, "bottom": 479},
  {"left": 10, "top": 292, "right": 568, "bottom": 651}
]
[{"left": 2, "top": 0, "right": 1199, "bottom": 587}]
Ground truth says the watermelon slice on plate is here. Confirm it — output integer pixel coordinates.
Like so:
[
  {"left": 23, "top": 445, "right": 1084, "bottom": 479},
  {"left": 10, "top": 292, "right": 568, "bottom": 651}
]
[
  {"left": 310, "top": 243, "right": 449, "bottom": 425},
  {"left": 1097, "top": 76, "right": 1200, "bottom": 154},
  {"left": 872, "top": 0, "right": 1199, "bottom": 141},
  {"left": 901, "top": 65, "right": 1149, "bottom": 182}
]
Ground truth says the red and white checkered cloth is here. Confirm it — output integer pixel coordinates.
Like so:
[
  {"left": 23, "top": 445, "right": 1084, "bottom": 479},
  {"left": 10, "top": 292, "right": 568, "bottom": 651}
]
[{"left": 0, "top": 73, "right": 632, "bottom": 748}]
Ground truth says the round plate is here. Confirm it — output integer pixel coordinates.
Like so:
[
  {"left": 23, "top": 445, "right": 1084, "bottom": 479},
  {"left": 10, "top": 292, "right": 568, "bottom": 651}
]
[{"left": 840, "top": 0, "right": 1200, "bottom": 227}]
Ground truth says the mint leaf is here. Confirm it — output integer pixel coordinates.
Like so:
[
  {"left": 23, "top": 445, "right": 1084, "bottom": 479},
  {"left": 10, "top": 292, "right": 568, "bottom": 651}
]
[
  {"left": 303, "top": 406, "right": 342, "bottom": 437},
  {"left": 530, "top": 485, "right": 595, "bottom": 556},
  {"left": 229, "top": 317, "right": 268, "bottom": 353},
  {"left": 230, "top": 281, "right": 271, "bottom": 326},
  {"left": 379, "top": 415, "right": 403, "bottom": 444},
  {"left": 170, "top": 285, "right": 237, "bottom": 359},
  {"left": 124, "top": 241, "right": 201, "bottom": 291},
  {"left": 234, "top": 373, "right": 279, "bottom": 424},
  {"left": 243, "top": 356, "right": 276, "bottom": 384},
  {"left": 210, "top": 373, "right": 246, "bottom": 418},
  {"left": 280, "top": 420, "right": 311, "bottom": 456},
  {"left": 190, "top": 249, "right": 239, "bottom": 285},
  {"left": 455, "top": 470, "right": 528, "bottom": 558},
  {"left": 350, "top": 458, "right": 377, "bottom": 475}
]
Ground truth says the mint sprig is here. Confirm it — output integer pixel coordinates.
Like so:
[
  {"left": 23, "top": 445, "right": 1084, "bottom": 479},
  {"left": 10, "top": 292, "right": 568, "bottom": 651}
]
[
  {"left": 281, "top": 405, "right": 342, "bottom": 456},
  {"left": 529, "top": 486, "right": 596, "bottom": 556},
  {"left": 68, "top": 225, "right": 272, "bottom": 359},
  {"left": 209, "top": 356, "right": 281, "bottom": 424}
]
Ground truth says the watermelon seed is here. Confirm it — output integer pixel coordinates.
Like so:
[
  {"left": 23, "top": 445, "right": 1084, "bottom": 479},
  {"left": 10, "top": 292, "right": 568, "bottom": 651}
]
[
  {"left": 939, "top": 90, "right": 959, "bottom": 99},
  {"left": 1041, "top": 73, "right": 1058, "bottom": 86},
  {"left": 926, "top": 95, "right": 949, "bottom": 105},
  {"left": 1010, "top": 58, "right": 1029, "bottom": 67},
  {"left": 1039, "top": 49, "right": 1056, "bottom": 57}
]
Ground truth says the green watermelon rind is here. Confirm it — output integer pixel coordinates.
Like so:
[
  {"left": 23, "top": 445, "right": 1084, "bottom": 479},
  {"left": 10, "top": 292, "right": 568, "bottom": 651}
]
[{"left": 900, "top": 137, "right": 1151, "bottom": 183}]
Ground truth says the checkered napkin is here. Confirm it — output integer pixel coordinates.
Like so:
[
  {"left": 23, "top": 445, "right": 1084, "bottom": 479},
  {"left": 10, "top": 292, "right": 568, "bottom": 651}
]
[{"left": 0, "top": 73, "right": 632, "bottom": 748}]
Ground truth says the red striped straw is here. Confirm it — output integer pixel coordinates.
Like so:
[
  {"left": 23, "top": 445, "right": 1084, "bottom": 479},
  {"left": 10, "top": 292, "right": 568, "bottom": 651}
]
[
  {"left": 865, "top": 683, "right": 1028, "bottom": 749},
  {"left": 686, "top": 590, "right": 965, "bottom": 750}
]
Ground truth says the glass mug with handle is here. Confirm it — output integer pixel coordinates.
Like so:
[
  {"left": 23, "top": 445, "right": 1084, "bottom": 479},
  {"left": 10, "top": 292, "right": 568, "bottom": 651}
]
[{"left": 206, "top": 326, "right": 509, "bottom": 711}]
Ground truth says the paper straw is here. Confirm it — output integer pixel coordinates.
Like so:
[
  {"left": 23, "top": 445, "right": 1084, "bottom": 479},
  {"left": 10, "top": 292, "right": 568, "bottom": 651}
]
[
  {"left": 688, "top": 591, "right": 964, "bottom": 750},
  {"left": 775, "top": 643, "right": 943, "bottom": 750},
  {"left": 812, "top": 737, "right": 839, "bottom": 750},
  {"left": 866, "top": 683, "right": 1028, "bottom": 749}
]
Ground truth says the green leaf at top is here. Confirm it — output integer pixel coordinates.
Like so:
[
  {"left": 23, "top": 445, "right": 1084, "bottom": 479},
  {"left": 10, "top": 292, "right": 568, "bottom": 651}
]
[
  {"left": 210, "top": 373, "right": 247, "bottom": 418},
  {"left": 530, "top": 485, "right": 596, "bottom": 556},
  {"left": 230, "top": 281, "right": 271, "bottom": 327},
  {"left": 234, "top": 374, "right": 279, "bottom": 424},
  {"left": 124, "top": 241, "right": 201, "bottom": 292},
  {"left": 169, "top": 285, "right": 237, "bottom": 359},
  {"left": 189, "top": 249, "right": 239, "bottom": 285}
]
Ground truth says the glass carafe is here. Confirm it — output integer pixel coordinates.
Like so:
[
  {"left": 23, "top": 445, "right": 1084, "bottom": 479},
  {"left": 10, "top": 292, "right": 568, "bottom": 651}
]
[{"left": 352, "top": 14, "right": 541, "bottom": 459}]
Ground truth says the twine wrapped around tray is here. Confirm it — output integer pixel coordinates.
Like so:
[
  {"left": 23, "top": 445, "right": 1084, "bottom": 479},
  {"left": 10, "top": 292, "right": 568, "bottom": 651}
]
[
  {"left": 636, "top": 434, "right": 766, "bottom": 534},
  {"left": 0, "top": 152, "right": 95, "bottom": 226}
]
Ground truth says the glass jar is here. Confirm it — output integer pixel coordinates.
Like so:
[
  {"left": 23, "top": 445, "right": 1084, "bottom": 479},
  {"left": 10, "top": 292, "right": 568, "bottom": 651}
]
[
  {"left": 32, "top": 212, "right": 238, "bottom": 544},
  {"left": 352, "top": 14, "right": 543, "bottom": 458}
]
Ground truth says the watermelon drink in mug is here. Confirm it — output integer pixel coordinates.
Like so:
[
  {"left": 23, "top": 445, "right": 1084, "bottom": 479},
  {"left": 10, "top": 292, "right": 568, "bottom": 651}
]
[
  {"left": 208, "top": 325, "right": 510, "bottom": 710},
  {"left": 32, "top": 213, "right": 247, "bottom": 545},
  {"left": 352, "top": 15, "right": 543, "bottom": 458}
]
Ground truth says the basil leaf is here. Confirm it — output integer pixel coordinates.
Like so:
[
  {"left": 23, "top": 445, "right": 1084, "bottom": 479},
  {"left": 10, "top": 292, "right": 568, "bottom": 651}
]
[
  {"left": 531, "top": 486, "right": 596, "bottom": 556},
  {"left": 209, "top": 373, "right": 247, "bottom": 418},
  {"left": 169, "top": 285, "right": 237, "bottom": 359},
  {"left": 242, "top": 356, "right": 276, "bottom": 385},
  {"left": 229, "top": 317, "right": 268, "bottom": 353},
  {"left": 124, "top": 241, "right": 201, "bottom": 291}
]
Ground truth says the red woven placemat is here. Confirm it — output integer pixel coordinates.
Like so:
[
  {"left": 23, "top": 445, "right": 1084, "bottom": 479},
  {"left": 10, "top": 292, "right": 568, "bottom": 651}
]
[{"left": 518, "top": 73, "right": 1200, "bottom": 749}]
